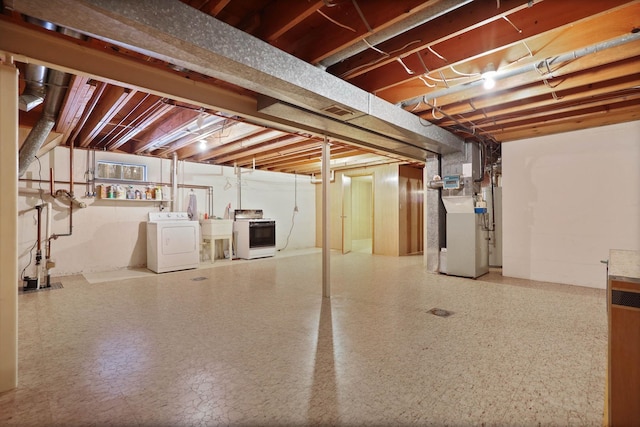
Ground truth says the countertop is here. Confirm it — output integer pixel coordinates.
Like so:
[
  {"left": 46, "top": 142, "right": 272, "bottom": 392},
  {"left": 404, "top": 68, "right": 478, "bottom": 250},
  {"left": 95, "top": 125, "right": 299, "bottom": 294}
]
[{"left": 608, "top": 249, "right": 640, "bottom": 282}]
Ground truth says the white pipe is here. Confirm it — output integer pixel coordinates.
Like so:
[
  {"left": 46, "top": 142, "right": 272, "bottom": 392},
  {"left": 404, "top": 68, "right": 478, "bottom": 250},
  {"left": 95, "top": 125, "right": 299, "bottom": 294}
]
[
  {"left": 236, "top": 162, "right": 242, "bottom": 210},
  {"left": 172, "top": 152, "right": 178, "bottom": 212},
  {"left": 401, "top": 31, "right": 640, "bottom": 108}
]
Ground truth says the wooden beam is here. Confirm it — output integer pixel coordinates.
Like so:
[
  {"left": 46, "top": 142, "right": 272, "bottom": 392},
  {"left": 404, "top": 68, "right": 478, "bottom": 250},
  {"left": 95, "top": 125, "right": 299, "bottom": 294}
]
[
  {"left": 488, "top": 105, "right": 640, "bottom": 141},
  {"left": 376, "top": 3, "right": 640, "bottom": 105},
  {"left": 76, "top": 85, "right": 136, "bottom": 147},
  {"left": 350, "top": 0, "right": 636, "bottom": 95},
  {"left": 210, "top": 134, "right": 309, "bottom": 165},
  {"left": 0, "top": 19, "right": 262, "bottom": 129},
  {"left": 439, "top": 91, "right": 640, "bottom": 130},
  {"left": 258, "top": 1, "right": 324, "bottom": 42},
  {"left": 328, "top": 0, "right": 532, "bottom": 79},
  {"left": 153, "top": 115, "right": 230, "bottom": 157},
  {"left": 55, "top": 75, "right": 96, "bottom": 144},
  {"left": 420, "top": 60, "right": 640, "bottom": 125},
  {"left": 190, "top": 127, "right": 278, "bottom": 161},
  {"left": 132, "top": 108, "right": 201, "bottom": 154},
  {"left": 106, "top": 102, "right": 173, "bottom": 150},
  {"left": 296, "top": 0, "right": 438, "bottom": 64},
  {"left": 205, "top": 0, "right": 231, "bottom": 17},
  {"left": 478, "top": 98, "right": 640, "bottom": 135}
]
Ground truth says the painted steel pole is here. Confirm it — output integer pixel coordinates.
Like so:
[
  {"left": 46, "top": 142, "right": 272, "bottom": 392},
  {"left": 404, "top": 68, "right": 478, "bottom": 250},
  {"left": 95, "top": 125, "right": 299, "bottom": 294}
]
[{"left": 322, "top": 138, "right": 331, "bottom": 298}]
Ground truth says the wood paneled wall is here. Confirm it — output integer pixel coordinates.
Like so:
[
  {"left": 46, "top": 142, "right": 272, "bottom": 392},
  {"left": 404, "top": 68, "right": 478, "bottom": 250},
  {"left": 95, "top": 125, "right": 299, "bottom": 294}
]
[
  {"left": 351, "top": 176, "right": 372, "bottom": 240},
  {"left": 399, "top": 165, "right": 424, "bottom": 255},
  {"left": 316, "top": 164, "right": 423, "bottom": 256}
]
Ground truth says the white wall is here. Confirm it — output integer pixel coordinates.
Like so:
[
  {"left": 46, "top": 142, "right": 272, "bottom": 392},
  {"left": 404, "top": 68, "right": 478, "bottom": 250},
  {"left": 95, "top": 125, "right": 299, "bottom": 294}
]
[
  {"left": 18, "top": 147, "right": 315, "bottom": 277},
  {"left": 503, "top": 120, "right": 640, "bottom": 288}
]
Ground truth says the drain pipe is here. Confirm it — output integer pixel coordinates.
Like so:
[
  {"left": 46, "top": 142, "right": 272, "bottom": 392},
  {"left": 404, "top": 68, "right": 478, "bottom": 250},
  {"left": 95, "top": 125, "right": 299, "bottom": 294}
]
[{"left": 172, "top": 152, "right": 178, "bottom": 212}]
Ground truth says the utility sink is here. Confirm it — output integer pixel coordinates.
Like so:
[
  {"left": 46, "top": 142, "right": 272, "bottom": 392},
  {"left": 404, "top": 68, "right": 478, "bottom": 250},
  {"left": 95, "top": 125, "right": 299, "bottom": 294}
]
[{"left": 200, "top": 219, "right": 233, "bottom": 238}]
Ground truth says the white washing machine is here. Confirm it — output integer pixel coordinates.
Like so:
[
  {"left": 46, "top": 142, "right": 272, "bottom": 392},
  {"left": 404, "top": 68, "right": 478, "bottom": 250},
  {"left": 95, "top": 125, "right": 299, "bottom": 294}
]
[{"left": 147, "top": 212, "right": 200, "bottom": 273}]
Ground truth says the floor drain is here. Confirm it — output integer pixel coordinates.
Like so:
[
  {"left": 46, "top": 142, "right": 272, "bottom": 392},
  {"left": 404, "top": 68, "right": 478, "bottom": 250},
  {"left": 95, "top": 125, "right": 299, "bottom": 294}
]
[
  {"left": 20, "top": 282, "right": 63, "bottom": 294},
  {"left": 191, "top": 277, "right": 208, "bottom": 281},
  {"left": 428, "top": 308, "right": 453, "bottom": 317}
]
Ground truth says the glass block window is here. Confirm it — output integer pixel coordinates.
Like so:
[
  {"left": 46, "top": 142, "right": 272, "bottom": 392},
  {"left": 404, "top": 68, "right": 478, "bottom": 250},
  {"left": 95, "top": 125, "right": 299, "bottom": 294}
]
[{"left": 96, "top": 161, "right": 146, "bottom": 182}]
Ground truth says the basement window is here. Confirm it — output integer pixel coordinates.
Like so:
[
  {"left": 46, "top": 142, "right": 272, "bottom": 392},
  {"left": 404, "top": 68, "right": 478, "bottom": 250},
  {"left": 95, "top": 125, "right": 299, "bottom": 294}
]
[{"left": 96, "top": 161, "right": 146, "bottom": 182}]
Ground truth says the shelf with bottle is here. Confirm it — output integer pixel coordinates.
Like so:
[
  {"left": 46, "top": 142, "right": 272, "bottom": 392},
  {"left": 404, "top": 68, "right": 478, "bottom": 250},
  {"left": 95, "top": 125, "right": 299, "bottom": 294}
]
[{"left": 96, "top": 184, "right": 172, "bottom": 202}]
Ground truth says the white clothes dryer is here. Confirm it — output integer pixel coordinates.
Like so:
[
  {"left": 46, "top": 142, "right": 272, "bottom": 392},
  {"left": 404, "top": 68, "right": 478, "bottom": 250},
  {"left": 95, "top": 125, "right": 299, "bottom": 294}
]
[{"left": 147, "top": 212, "right": 200, "bottom": 273}]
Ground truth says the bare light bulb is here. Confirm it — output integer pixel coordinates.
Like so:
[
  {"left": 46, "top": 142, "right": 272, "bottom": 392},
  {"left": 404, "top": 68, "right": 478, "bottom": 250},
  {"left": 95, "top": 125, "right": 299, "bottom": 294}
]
[
  {"left": 481, "top": 63, "right": 497, "bottom": 90},
  {"left": 483, "top": 73, "right": 496, "bottom": 90}
]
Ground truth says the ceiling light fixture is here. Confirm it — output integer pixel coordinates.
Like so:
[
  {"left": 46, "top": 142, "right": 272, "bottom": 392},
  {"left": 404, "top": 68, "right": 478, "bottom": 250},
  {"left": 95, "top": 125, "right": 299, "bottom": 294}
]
[
  {"left": 482, "top": 63, "right": 497, "bottom": 90},
  {"left": 199, "top": 139, "right": 207, "bottom": 150}
]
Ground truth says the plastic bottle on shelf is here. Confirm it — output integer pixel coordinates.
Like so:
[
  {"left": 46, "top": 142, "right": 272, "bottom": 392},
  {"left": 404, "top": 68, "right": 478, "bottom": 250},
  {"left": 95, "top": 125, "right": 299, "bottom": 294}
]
[{"left": 155, "top": 186, "right": 162, "bottom": 201}]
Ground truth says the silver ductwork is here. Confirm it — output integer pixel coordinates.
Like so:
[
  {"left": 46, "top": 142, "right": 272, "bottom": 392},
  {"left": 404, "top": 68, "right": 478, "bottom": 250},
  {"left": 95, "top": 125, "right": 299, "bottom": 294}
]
[
  {"left": 18, "top": 21, "right": 85, "bottom": 177},
  {"left": 318, "top": 0, "right": 473, "bottom": 69},
  {"left": 8, "top": 0, "right": 465, "bottom": 159},
  {"left": 18, "top": 18, "right": 55, "bottom": 112}
]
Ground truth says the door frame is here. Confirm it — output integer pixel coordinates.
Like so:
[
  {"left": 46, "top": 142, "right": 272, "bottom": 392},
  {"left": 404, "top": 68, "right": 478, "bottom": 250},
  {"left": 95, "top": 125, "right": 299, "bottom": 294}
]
[{"left": 344, "top": 173, "right": 374, "bottom": 254}]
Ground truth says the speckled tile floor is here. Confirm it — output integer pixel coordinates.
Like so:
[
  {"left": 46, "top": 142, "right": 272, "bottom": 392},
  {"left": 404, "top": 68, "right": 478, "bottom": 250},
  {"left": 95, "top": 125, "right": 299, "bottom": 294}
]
[{"left": 1, "top": 252, "right": 607, "bottom": 426}]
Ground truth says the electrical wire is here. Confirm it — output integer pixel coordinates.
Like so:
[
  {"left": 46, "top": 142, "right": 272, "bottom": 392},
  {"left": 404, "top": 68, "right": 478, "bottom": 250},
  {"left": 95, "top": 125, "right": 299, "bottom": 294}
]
[
  {"left": 340, "top": 39, "right": 422, "bottom": 78},
  {"left": 317, "top": 9, "right": 356, "bottom": 32},
  {"left": 449, "top": 65, "right": 480, "bottom": 77},
  {"left": 279, "top": 174, "right": 299, "bottom": 251},
  {"left": 280, "top": 208, "right": 298, "bottom": 251}
]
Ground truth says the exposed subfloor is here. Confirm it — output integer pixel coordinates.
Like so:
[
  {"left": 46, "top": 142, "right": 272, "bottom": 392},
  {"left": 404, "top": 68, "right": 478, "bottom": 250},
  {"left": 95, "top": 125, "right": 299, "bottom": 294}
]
[{"left": 1, "top": 251, "right": 607, "bottom": 426}]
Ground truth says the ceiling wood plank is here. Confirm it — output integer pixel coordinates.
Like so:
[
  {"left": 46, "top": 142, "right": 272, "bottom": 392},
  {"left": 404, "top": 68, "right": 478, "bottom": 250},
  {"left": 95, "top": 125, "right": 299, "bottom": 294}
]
[
  {"left": 190, "top": 125, "right": 274, "bottom": 161},
  {"left": 380, "top": 2, "right": 640, "bottom": 105},
  {"left": 476, "top": 98, "right": 640, "bottom": 135},
  {"left": 132, "top": 108, "right": 201, "bottom": 154},
  {"left": 154, "top": 116, "right": 231, "bottom": 157},
  {"left": 76, "top": 85, "right": 137, "bottom": 147},
  {"left": 205, "top": 0, "right": 231, "bottom": 17},
  {"left": 299, "top": 0, "right": 437, "bottom": 64},
  {"left": 328, "top": 0, "right": 562, "bottom": 80},
  {"left": 420, "top": 58, "right": 640, "bottom": 124},
  {"left": 106, "top": 102, "right": 174, "bottom": 150},
  {"left": 257, "top": 0, "right": 323, "bottom": 43},
  {"left": 349, "top": 0, "right": 637, "bottom": 95},
  {"left": 210, "top": 135, "right": 310, "bottom": 165},
  {"left": 55, "top": 75, "right": 96, "bottom": 144},
  {"left": 486, "top": 105, "right": 640, "bottom": 140}
]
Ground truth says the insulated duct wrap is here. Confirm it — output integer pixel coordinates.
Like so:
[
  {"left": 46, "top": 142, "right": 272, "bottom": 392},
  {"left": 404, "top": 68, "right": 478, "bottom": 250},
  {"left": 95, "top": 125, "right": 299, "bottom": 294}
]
[
  {"left": 17, "top": 23, "right": 84, "bottom": 177},
  {"left": 18, "top": 67, "right": 70, "bottom": 177}
]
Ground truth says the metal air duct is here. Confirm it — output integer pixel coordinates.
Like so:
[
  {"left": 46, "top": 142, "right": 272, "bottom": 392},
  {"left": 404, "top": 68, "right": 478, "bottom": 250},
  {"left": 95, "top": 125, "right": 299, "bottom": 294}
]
[
  {"left": 18, "top": 18, "right": 55, "bottom": 112},
  {"left": 17, "top": 22, "right": 84, "bottom": 177},
  {"left": 7, "top": 0, "right": 465, "bottom": 159},
  {"left": 400, "top": 31, "right": 640, "bottom": 108}
]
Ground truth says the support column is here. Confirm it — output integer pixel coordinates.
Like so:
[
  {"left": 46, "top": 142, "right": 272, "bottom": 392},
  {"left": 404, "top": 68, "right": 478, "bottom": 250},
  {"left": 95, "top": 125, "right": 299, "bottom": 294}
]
[
  {"left": 425, "top": 155, "right": 442, "bottom": 273},
  {"left": 322, "top": 139, "right": 330, "bottom": 298},
  {"left": 0, "top": 60, "right": 19, "bottom": 392}
]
